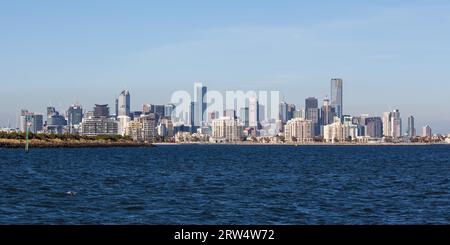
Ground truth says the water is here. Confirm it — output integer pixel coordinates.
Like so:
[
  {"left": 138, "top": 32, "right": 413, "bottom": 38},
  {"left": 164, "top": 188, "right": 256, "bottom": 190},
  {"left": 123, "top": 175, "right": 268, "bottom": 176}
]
[{"left": 1, "top": 145, "right": 450, "bottom": 224}]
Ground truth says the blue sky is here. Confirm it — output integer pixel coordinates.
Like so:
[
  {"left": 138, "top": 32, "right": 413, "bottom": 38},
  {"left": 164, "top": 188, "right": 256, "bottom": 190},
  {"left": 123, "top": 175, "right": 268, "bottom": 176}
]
[{"left": 1, "top": 0, "right": 449, "bottom": 133}]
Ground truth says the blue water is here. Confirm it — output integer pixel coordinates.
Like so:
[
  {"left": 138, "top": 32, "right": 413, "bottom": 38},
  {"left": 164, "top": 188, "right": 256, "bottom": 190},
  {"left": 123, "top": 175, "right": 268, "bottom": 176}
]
[{"left": 1, "top": 145, "right": 450, "bottom": 224}]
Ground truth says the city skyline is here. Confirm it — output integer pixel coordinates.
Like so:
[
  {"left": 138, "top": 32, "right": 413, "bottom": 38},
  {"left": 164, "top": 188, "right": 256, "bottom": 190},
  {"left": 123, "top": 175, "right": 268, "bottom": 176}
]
[{"left": 1, "top": 1, "right": 449, "bottom": 133}]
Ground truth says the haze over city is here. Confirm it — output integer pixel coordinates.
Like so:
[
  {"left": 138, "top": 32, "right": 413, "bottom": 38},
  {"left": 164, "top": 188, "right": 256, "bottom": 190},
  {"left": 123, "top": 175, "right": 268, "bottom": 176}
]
[{"left": 1, "top": 0, "right": 449, "bottom": 133}]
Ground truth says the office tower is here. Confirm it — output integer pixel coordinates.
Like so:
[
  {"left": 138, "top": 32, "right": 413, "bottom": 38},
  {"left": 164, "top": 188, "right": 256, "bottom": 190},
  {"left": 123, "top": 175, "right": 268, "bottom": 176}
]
[
  {"left": 382, "top": 112, "right": 392, "bottom": 137},
  {"left": 321, "top": 97, "right": 336, "bottom": 126},
  {"left": 190, "top": 102, "right": 195, "bottom": 128},
  {"left": 258, "top": 104, "right": 266, "bottom": 122},
  {"left": 407, "top": 116, "right": 416, "bottom": 138},
  {"left": 118, "top": 90, "right": 131, "bottom": 117},
  {"left": 47, "top": 107, "right": 56, "bottom": 117},
  {"left": 115, "top": 98, "right": 119, "bottom": 118},
  {"left": 193, "top": 82, "right": 207, "bottom": 127},
  {"left": 224, "top": 109, "right": 237, "bottom": 119},
  {"left": 365, "top": 117, "right": 383, "bottom": 138},
  {"left": 249, "top": 97, "right": 260, "bottom": 129},
  {"left": 423, "top": 125, "right": 432, "bottom": 138},
  {"left": 287, "top": 104, "right": 296, "bottom": 121},
  {"left": 284, "top": 118, "right": 314, "bottom": 142},
  {"left": 239, "top": 107, "right": 249, "bottom": 127},
  {"left": 164, "top": 104, "right": 175, "bottom": 120},
  {"left": 305, "top": 97, "right": 320, "bottom": 136},
  {"left": 93, "top": 104, "right": 110, "bottom": 118},
  {"left": 211, "top": 117, "right": 243, "bottom": 142},
  {"left": 160, "top": 118, "right": 174, "bottom": 137},
  {"left": 391, "top": 110, "right": 402, "bottom": 138},
  {"left": 67, "top": 104, "right": 83, "bottom": 126},
  {"left": 279, "top": 101, "right": 288, "bottom": 123},
  {"left": 152, "top": 105, "right": 165, "bottom": 118},
  {"left": 46, "top": 108, "right": 67, "bottom": 134},
  {"left": 19, "top": 110, "right": 43, "bottom": 134},
  {"left": 331, "top": 78, "right": 343, "bottom": 119}
]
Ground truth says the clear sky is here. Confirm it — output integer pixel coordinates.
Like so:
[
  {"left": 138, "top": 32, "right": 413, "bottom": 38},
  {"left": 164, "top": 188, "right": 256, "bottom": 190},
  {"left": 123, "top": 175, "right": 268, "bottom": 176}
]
[{"left": 1, "top": 0, "right": 449, "bottom": 133}]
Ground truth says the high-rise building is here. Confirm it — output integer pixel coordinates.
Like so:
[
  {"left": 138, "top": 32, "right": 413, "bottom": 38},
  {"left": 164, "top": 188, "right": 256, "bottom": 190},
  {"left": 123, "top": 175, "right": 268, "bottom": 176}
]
[
  {"left": 323, "top": 117, "right": 357, "bottom": 142},
  {"left": 19, "top": 110, "right": 44, "bottom": 134},
  {"left": 164, "top": 104, "right": 176, "bottom": 120},
  {"left": 321, "top": 97, "right": 336, "bottom": 126},
  {"left": 423, "top": 125, "right": 432, "bottom": 138},
  {"left": 365, "top": 117, "right": 383, "bottom": 138},
  {"left": 279, "top": 101, "right": 288, "bottom": 123},
  {"left": 67, "top": 104, "right": 83, "bottom": 126},
  {"left": 118, "top": 90, "right": 131, "bottom": 117},
  {"left": 249, "top": 97, "right": 260, "bottom": 129},
  {"left": 140, "top": 114, "right": 157, "bottom": 142},
  {"left": 211, "top": 117, "right": 243, "bottom": 142},
  {"left": 239, "top": 107, "right": 249, "bottom": 127},
  {"left": 193, "top": 82, "right": 207, "bottom": 127},
  {"left": 391, "top": 110, "right": 402, "bottom": 138},
  {"left": 305, "top": 97, "right": 320, "bottom": 136},
  {"left": 93, "top": 104, "right": 110, "bottom": 118},
  {"left": 331, "top": 78, "right": 343, "bottom": 119},
  {"left": 81, "top": 117, "right": 118, "bottom": 135},
  {"left": 117, "top": 115, "right": 130, "bottom": 136},
  {"left": 407, "top": 116, "right": 416, "bottom": 138},
  {"left": 47, "top": 107, "right": 56, "bottom": 117},
  {"left": 287, "top": 104, "right": 296, "bottom": 121},
  {"left": 284, "top": 118, "right": 314, "bottom": 142},
  {"left": 383, "top": 112, "right": 392, "bottom": 137}
]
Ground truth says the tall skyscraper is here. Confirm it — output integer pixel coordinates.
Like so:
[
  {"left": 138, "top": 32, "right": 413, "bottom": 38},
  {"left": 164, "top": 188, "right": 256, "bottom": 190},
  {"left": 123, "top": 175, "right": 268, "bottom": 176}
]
[
  {"left": 383, "top": 112, "right": 392, "bottom": 137},
  {"left": 239, "top": 107, "right": 249, "bottom": 127},
  {"left": 67, "top": 104, "right": 83, "bottom": 126},
  {"left": 279, "top": 101, "right": 288, "bottom": 123},
  {"left": 193, "top": 82, "right": 207, "bottom": 127},
  {"left": 164, "top": 104, "right": 176, "bottom": 120},
  {"left": 365, "top": 117, "right": 383, "bottom": 138},
  {"left": 305, "top": 97, "right": 320, "bottom": 136},
  {"left": 331, "top": 78, "right": 343, "bottom": 120},
  {"left": 391, "top": 110, "right": 402, "bottom": 138},
  {"left": 407, "top": 116, "right": 416, "bottom": 138},
  {"left": 249, "top": 97, "right": 260, "bottom": 129},
  {"left": 118, "top": 90, "right": 131, "bottom": 117},
  {"left": 321, "top": 97, "right": 336, "bottom": 126},
  {"left": 287, "top": 104, "right": 296, "bottom": 122}
]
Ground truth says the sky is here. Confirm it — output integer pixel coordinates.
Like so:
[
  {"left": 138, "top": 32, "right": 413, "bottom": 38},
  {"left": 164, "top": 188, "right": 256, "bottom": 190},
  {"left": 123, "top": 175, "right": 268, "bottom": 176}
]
[{"left": 0, "top": 0, "right": 449, "bottom": 133}]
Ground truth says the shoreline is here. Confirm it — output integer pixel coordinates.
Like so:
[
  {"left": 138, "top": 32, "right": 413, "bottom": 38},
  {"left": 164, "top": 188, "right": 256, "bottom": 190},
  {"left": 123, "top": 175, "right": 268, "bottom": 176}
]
[
  {"left": 0, "top": 139, "right": 154, "bottom": 149},
  {"left": 153, "top": 142, "right": 448, "bottom": 146}
]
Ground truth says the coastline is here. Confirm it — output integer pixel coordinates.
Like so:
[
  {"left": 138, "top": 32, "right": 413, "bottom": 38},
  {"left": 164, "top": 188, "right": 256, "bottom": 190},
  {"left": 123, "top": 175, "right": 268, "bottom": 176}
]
[
  {"left": 0, "top": 139, "right": 154, "bottom": 149},
  {"left": 153, "top": 142, "right": 448, "bottom": 146}
]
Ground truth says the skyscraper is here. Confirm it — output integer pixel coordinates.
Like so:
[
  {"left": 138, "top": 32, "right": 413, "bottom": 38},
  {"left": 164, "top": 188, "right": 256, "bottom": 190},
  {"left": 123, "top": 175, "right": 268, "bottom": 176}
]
[
  {"left": 249, "top": 97, "right": 260, "bottom": 129},
  {"left": 331, "top": 78, "right": 343, "bottom": 120},
  {"left": 193, "top": 82, "right": 207, "bottom": 127},
  {"left": 67, "top": 104, "right": 83, "bottom": 126},
  {"left": 118, "top": 90, "right": 131, "bottom": 117},
  {"left": 321, "top": 97, "right": 336, "bottom": 126},
  {"left": 239, "top": 107, "right": 249, "bottom": 127},
  {"left": 383, "top": 112, "right": 392, "bottom": 137},
  {"left": 279, "top": 101, "right": 288, "bottom": 123},
  {"left": 365, "top": 117, "right": 383, "bottom": 138},
  {"left": 407, "top": 116, "right": 416, "bottom": 138},
  {"left": 391, "top": 110, "right": 402, "bottom": 138},
  {"left": 287, "top": 104, "right": 296, "bottom": 122},
  {"left": 305, "top": 97, "right": 320, "bottom": 136}
]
